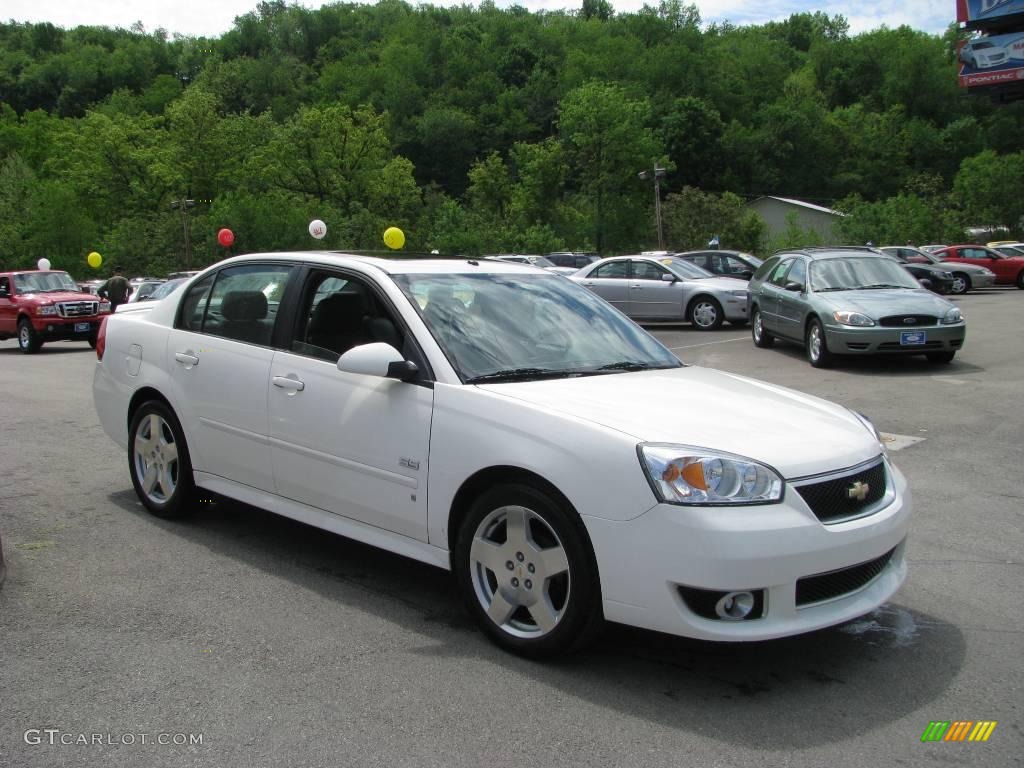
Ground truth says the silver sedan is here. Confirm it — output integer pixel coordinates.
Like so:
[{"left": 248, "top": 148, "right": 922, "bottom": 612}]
[{"left": 571, "top": 255, "right": 749, "bottom": 329}]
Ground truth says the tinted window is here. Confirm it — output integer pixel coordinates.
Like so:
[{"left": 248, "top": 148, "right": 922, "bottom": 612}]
[
  {"left": 786, "top": 259, "right": 807, "bottom": 287},
  {"left": 177, "top": 274, "right": 214, "bottom": 332},
  {"left": 753, "top": 256, "right": 781, "bottom": 281},
  {"left": 630, "top": 260, "right": 670, "bottom": 281},
  {"left": 592, "top": 261, "right": 629, "bottom": 279},
  {"left": 769, "top": 259, "right": 794, "bottom": 287}
]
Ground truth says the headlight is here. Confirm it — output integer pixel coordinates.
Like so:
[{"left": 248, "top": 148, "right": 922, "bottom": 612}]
[
  {"left": 981, "top": 269, "right": 995, "bottom": 276},
  {"left": 832, "top": 310, "right": 875, "bottom": 327},
  {"left": 941, "top": 307, "right": 963, "bottom": 324},
  {"left": 99, "top": 302, "right": 111, "bottom": 314},
  {"left": 941, "top": 272, "right": 953, "bottom": 279},
  {"left": 638, "top": 444, "right": 783, "bottom": 505},
  {"left": 851, "top": 410, "right": 888, "bottom": 456},
  {"left": 727, "top": 290, "right": 748, "bottom": 297},
  {"left": 37, "top": 305, "right": 57, "bottom": 316}
]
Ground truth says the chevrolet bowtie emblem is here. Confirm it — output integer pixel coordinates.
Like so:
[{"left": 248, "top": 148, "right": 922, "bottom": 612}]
[{"left": 848, "top": 481, "right": 870, "bottom": 501}]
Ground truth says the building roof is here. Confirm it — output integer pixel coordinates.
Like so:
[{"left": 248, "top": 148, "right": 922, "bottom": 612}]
[{"left": 749, "top": 196, "right": 844, "bottom": 217}]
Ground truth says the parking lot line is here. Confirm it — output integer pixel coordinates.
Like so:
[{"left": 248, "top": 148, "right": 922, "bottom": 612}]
[{"left": 668, "top": 336, "right": 749, "bottom": 351}]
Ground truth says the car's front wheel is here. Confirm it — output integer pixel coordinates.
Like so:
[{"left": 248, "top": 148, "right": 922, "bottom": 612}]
[
  {"left": 949, "top": 273, "right": 971, "bottom": 295},
  {"left": 17, "top": 319, "right": 42, "bottom": 354},
  {"left": 1016, "top": 270, "right": 1024, "bottom": 290},
  {"left": 128, "top": 400, "right": 195, "bottom": 519},
  {"left": 689, "top": 297, "right": 724, "bottom": 330},
  {"left": 751, "top": 307, "right": 774, "bottom": 348},
  {"left": 806, "top": 318, "right": 834, "bottom": 368},
  {"left": 455, "top": 482, "right": 602, "bottom": 657}
]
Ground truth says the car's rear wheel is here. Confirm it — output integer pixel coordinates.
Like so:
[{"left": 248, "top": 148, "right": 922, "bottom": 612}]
[
  {"left": 17, "top": 319, "right": 42, "bottom": 354},
  {"left": 751, "top": 307, "right": 774, "bottom": 348},
  {"left": 806, "top": 318, "right": 834, "bottom": 368},
  {"left": 455, "top": 482, "right": 602, "bottom": 658},
  {"left": 128, "top": 400, "right": 195, "bottom": 519},
  {"left": 1016, "top": 270, "right": 1024, "bottom": 290},
  {"left": 689, "top": 297, "right": 724, "bottom": 330},
  {"left": 949, "top": 273, "right": 970, "bottom": 295},
  {"left": 926, "top": 351, "right": 955, "bottom": 364}
]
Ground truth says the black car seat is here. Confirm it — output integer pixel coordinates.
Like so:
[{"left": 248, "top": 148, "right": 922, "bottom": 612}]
[
  {"left": 220, "top": 290, "right": 270, "bottom": 344},
  {"left": 306, "top": 291, "right": 368, "bottom": 356}
]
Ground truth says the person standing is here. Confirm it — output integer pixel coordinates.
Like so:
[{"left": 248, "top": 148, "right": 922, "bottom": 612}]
[{"left": 98, "top": 266, "right": 132, "bottom": 312}]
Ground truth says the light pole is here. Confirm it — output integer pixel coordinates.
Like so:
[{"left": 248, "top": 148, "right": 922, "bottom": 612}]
[
  {"left": 170, "top": 198, "right": 195, "bottom": 270},
  {"left": 638, "top": 165, "right": 666, "bottom": 250}
]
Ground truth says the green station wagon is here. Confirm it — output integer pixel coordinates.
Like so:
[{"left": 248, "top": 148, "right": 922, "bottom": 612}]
[{"left": 747, "top": 247, "right": 966, "bottom": 368}]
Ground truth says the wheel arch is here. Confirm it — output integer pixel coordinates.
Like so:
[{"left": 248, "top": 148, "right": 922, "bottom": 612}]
[
  {"left": 127, "top": 386, "right": 175, "bottom": 431},
  {"left": 446, "top": 465, "right": 599, "bottom": 577},
  {"left": 685, "top": 292, "right": 719, "bottom": 317}
]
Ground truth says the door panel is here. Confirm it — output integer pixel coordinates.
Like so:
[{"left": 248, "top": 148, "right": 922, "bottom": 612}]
[
  {"left": 268, "top": 350, "right": 433, "bottom": 541},
  {"left": 579, "top": 261, "right": 631, "bottom": 314},
  {"left": 628, "top": 260, "right": 682, "bottom": 318}
]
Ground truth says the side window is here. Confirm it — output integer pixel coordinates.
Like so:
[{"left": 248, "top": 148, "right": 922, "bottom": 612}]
[
  {"left": 786, "top": 259, "right": 807, "bottom": 287},
  {"left": 769, "top": 259, "right": 794, "bottom": 287},
  {"left": 630, "top": 260, "right": 668, "bottom": 281},
  {"left": 725, "top": 256, "right": 751, "bottom": 274},
  {"left": 177, "top": 274, "right": 214, "bottom": 332},
  {"left": 291, "top": 271, "right": 406, "bottom": 362},
  {"left": 592, "top": 261, "right": 629, "bottom": 279},
  {"left": 0, "top": 276, "right": 9, "bottom": 294},
  {"left": 753, "top": 256, "right": 780, "bottom": 281},
  {"left": 201, "top": 265, "right": 295, "bottom": 345}
]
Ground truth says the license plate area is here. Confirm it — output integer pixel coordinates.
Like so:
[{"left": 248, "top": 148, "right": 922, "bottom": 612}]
[
  {"left": 74, "top": 322, "right": 91, "bottom": 333},
  {"left": 900, "top": 330, "right": 926, "bottom": 345}
]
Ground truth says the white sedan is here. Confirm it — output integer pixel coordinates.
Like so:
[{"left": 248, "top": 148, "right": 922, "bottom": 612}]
[{"left": 94, "top": 253, "right": 910, "bottom": 656}]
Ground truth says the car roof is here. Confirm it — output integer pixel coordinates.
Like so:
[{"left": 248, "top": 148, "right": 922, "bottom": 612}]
[
  {"left": 205, "top": 251, "right": 551, "bottom": 276},
  {"left": 773, "top": 246, "right": 889, "bottom": 261}
]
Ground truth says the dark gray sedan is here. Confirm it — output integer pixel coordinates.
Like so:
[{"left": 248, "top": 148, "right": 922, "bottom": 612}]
[
  {"left": 748, "top": 247, "right": 966, "bottom": 367},
  {"left": 571, "top": 255, "right": 750, "bottom": 329}
]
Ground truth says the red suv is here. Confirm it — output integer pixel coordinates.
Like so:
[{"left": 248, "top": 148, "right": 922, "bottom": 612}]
[
  {"left": 0, "top": 269, "right": 111, "bottom": 353},
  {"left": 933, "top": 245, "right": 1024, "bottom": 289}
]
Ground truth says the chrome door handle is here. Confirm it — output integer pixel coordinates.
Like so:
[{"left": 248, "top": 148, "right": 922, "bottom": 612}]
[
  {"left": 273, "top": 375, "right": 305, "bottom": 392},
  {"left": 630, "top": 285, "right": 643, "bottom": 290},
  {"left": 174, "top": 352, "right": 199, "bottom": 366}
]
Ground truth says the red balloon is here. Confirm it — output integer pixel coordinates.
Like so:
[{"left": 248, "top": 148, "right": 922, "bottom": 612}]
[{"left": 217, "top": 228, "right": 235, "bottom": 247}]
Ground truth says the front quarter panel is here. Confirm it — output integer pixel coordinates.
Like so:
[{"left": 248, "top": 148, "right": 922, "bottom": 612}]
[{"left": 426, "top": 383, "right": 656, "bottom": 548}]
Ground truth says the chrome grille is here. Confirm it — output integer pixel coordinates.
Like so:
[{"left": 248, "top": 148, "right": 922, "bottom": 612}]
[{"left": 57, "top": 301, "right": 98, "bottom": 318}]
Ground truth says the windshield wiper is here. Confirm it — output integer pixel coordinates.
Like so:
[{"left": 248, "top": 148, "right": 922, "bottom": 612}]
[
  {"left": 861, "top": 283, "right": 910, "bottom": 289},
  {"left": 466, "top": 367, "right": 570, "bottom": 384},
  {"left": 814, "top": 287, "right": 850, "bottom": 292},
  {"left": 595, "top": 361, "right": 660, "bottom": 372}
]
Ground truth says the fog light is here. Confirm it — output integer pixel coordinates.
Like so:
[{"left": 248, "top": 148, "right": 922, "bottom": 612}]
[{"left": 715, "top": 591, "right": 755, "bottom": 620}]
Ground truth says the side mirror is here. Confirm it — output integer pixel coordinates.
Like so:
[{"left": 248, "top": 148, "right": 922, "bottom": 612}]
[
  {"left": 338, "top": 342, "right": 419, "bottom": 382},
  {"left": 784, "top": 281, "right": 804, "bottom": 292},
  {"left": 660, "top": 273, "right": 677, "bottom": 282}
]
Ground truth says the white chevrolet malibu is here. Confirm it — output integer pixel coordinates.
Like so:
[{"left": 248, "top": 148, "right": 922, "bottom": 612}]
[{"left": 94, "top": 253, "right": 910, "bottom": 656}]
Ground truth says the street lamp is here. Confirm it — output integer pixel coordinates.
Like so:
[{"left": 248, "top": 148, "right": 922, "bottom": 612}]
[
  {"left": 638, "top": 165, "right": 666, "bottom": 250},
  {"left": 170, "top": 197, "right": 196, "bottom": 270}
]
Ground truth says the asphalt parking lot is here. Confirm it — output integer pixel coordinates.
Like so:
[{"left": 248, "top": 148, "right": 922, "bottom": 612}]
[{"left": 1, "top": 287, "right": 1022, "bottom": 767}]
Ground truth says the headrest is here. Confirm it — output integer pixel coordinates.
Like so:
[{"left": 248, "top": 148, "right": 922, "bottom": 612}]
[
  {"left": 309, "top": 291, "right": 367, "bottom": 329},
  {"left": 221, "top": 290, "right": 268, "bottom": 321}
]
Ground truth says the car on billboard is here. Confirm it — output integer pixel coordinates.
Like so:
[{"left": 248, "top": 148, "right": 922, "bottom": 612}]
[{"left": 959, "top": 39, "right": 1010, "bottom": 69}]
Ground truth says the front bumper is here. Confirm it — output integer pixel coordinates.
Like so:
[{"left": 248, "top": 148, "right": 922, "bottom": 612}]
[
  {"left": 722, "top": 296, "right": 749, "bottom": 322},
  {"left": 969, "top": 273, "right": 996, "bottom": 289},
  {"left": 32, "top": 318, "right": 102, "bottom": 341},
  {"left": 824, "top": 322, "right": 965, "bottom": 355},
  {"left": 584, "top": 459, "right": 910, "bottom": 641}
]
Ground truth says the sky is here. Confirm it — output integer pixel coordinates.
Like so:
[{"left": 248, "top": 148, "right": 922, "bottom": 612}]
[{"left": 3, "top": 0, "right": 956, "bottom": 39}]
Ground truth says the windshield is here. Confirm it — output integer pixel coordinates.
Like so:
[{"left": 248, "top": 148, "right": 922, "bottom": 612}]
[
  {"left": 150, "top": 278, "right": 187, "bottom": 300},
  {"left": 14, "top": 271, "right": 80, "bottom": 293},
  {"left": 393, "top": 272, "right": 682, "bottom": 382},
  {"left": 663, "top": 258, "right": 716, "bottom": 279},
  {"left": 810, "top": 257, "right": 922, "bottom": 291}
]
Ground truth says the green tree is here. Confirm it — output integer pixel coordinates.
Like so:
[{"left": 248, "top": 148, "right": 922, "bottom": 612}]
[{"left": 661, "top": 187, "right": 767, "bottom": 253}]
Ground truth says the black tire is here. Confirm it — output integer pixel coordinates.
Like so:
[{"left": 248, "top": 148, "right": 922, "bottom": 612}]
[
  {"left": 87, "top": 332, "right": 98, "bottom": 349},
  {"left": 128, "top": 400, "right": 196, "bottom": 519},
  {"left": 926, "top": 351, "right": 955, "bottom": 364},
  {"left": 17, "top": 318, "right": 42, "bottom": 354},
  {"left": 1016, "top": 270, "right": 1024, "bottom": 290},
  {"left": 688, "top": 296, "right": 724, "bottom": 331},
  {"left": 805, "top": 318, "right": 834, "bottom": 368},
  {"left": 751, "top": 307, "right": 774, "bottom": 348},
  {"left": 949, "top": 273, "right": 970, "bottom": 295},
  {"left": 454, "top": 482, "right": 603, "bottom": 658}
]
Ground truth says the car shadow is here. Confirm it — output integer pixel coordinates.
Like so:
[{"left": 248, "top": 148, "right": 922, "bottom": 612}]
[
  {"left": 0, "top": 345, "right": 93, "bottom": 355},
  {"left": 756, "top": 342, "right": 984, "bottom": 377},
  {"left": 107, "top": 489, "right": 965, "bottom": 752}
]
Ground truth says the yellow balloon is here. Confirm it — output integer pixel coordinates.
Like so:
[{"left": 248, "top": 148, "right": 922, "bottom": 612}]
[
  {"left": 383, "top": 226, "right": 405, "bottom": 250},
  {"left": 87, "top": 251, "right": 102, "bottom": 269}
]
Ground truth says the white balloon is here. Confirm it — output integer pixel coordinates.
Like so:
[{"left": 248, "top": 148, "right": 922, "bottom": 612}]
[
  {"left": 37, "top": 258, "right": 51, "bottom": 271},
  {"left": 308, "top": 219, "right": 327, "bottom": 240}
]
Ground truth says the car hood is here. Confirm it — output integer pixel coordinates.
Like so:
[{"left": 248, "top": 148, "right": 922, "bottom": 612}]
[
  {"left": 936, "top": 261, "right": 992, "bottom": 274},
  {"left": 816, "top": 289, "right": 954, "bottom": 317},
  {"left": 479, "top": 366, "right": 880, "bottom": 478},
  {"left": 19, "top": 290, "right": 103, "bottom": 303},
  {"left": 906, "top": 263, "right": 950, "bottom": 275},
  {"left": 683, "top": 276, "right": 749, "bottom": 291}
]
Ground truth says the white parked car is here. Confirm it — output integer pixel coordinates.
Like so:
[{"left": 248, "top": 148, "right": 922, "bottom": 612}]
[
  {"left": 94, "top": 253, "right": 910, "bottom": 656},
  {"left": 959, "top": 39, "right": 1009, "bottom": 69}
]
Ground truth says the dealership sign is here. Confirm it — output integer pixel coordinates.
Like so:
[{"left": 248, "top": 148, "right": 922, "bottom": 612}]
[
  {"left": 957, "top": 0, "right": 1024, "bottom": 23},
  {"left": 959, "top": 32, "right": 1024, "bottom": 86}
]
